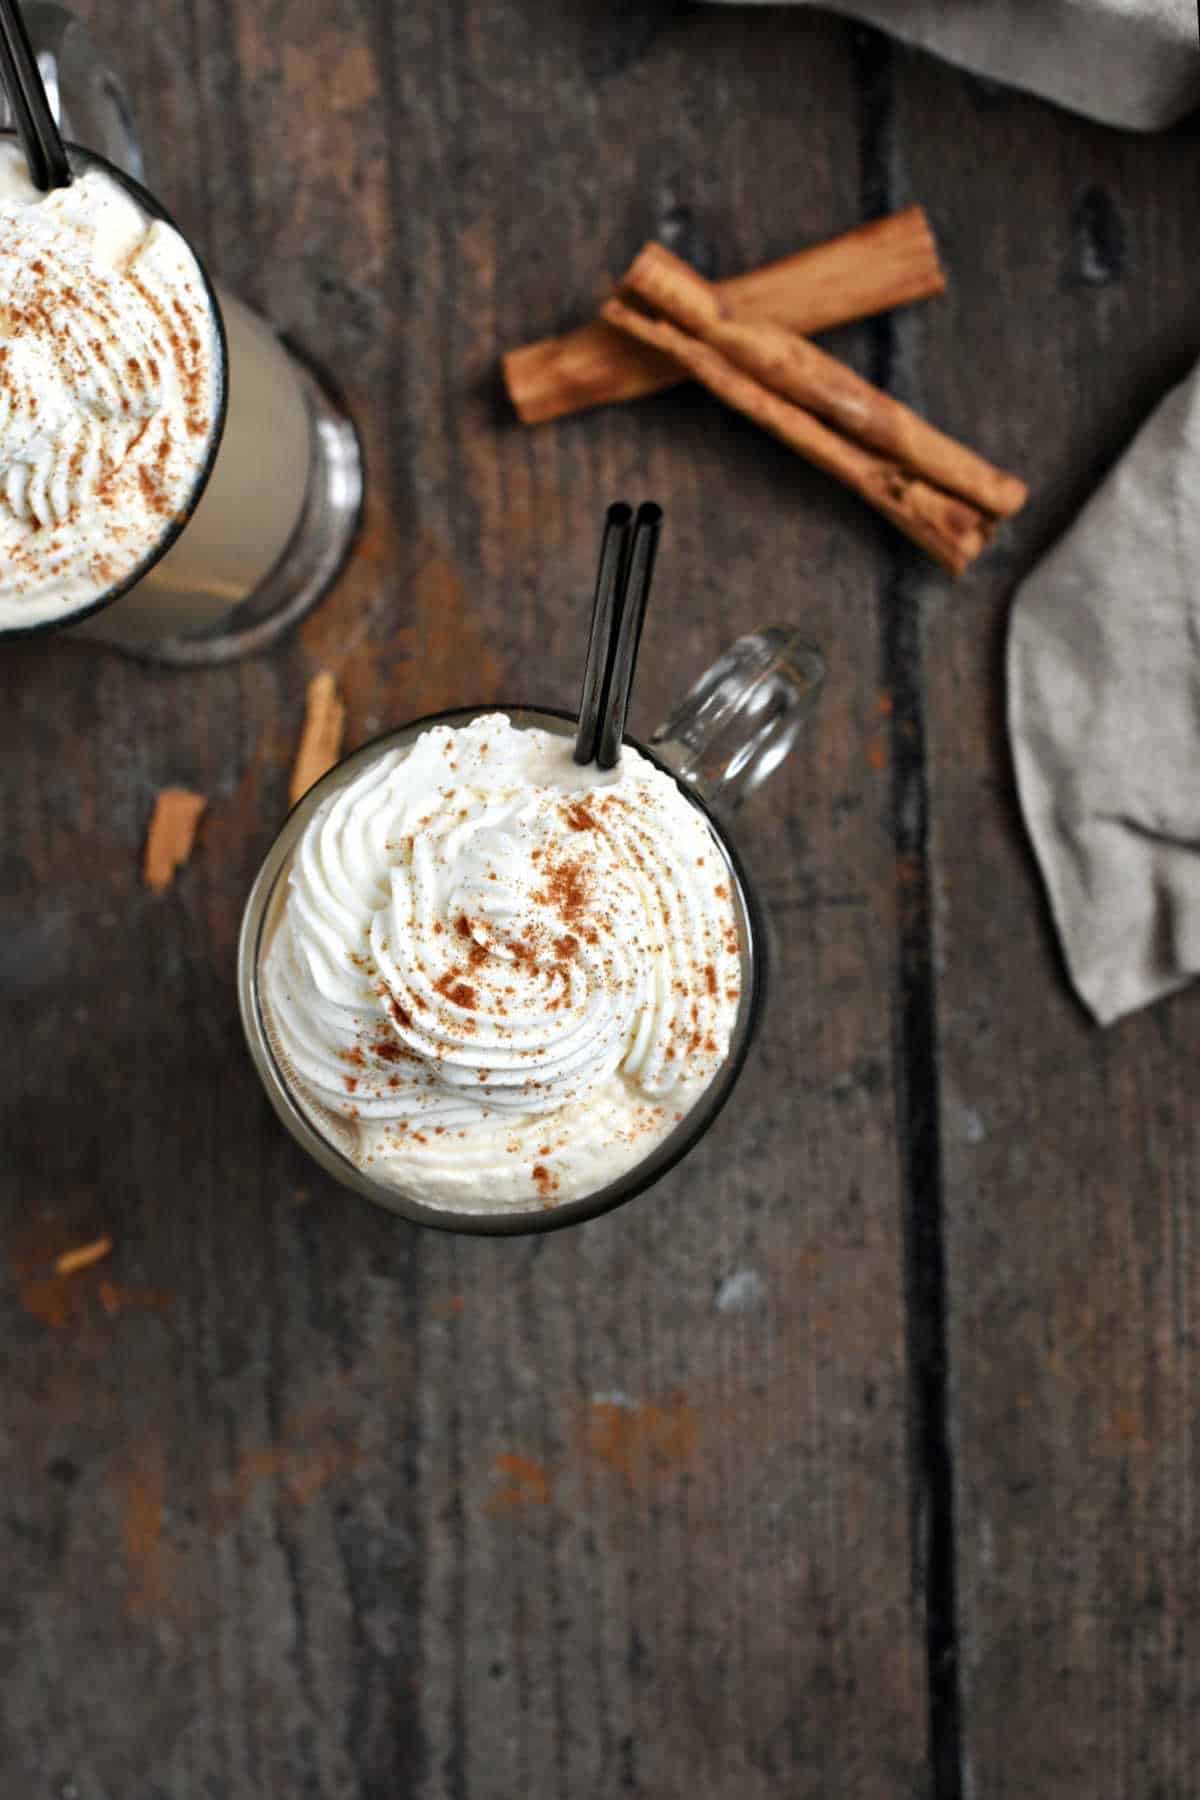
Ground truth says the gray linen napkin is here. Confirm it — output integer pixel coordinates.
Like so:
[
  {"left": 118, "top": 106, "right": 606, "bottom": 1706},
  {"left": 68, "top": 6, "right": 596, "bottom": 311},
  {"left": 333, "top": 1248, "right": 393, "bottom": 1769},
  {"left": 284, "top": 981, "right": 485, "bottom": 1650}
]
[
  {"left": 700, "top": 0, "right": 1199, "bottom": 131},
  {"left": 1009, "top": 368, "right": 1200, "bottom": 1025},
  {"left": 700, "top": 0, "right": 1199, "bottom": 1020}
]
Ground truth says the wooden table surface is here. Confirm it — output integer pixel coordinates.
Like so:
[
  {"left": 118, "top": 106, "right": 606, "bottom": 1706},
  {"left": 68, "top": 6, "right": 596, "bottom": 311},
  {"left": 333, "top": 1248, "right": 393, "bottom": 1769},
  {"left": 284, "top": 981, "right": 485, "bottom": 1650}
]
[{"left": 2, "top": 4, "right": 1198, "bottom": 1796}]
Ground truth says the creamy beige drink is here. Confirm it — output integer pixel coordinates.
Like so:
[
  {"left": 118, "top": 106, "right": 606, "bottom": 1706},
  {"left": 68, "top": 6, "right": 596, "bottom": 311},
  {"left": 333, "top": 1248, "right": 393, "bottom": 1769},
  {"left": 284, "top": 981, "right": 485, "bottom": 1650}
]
[
  {"left": 259, "top": 714, "right": 743, "bottom": 1214},
  {"left": 0, "top": 138, "right": 329, "bottom": 652},
  {"left": 89, "top": 289, "right": 311, "bottom": 645},
  {"left": 0, "top": 140, "right": 221, "bottom": 629}
]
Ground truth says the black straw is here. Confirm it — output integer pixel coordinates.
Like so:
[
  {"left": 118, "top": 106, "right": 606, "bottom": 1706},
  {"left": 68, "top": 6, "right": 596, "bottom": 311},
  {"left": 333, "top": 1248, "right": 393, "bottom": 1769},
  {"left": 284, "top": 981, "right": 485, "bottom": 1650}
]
[
  {"left": 574, "top": 502, "right": 633, "bottom": 764},
  {"left": 595, "top": 503, "right": 662, "bottom": 770},
  {"left": 0, "top": 0, "right": 71, "bottom": 192}
]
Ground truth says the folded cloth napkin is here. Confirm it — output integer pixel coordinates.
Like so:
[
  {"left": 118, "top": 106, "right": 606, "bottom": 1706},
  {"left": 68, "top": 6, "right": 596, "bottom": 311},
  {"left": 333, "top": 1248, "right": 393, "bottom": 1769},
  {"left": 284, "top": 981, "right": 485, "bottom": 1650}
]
[
  {"left": 700, "top": 0, "right": 1199, "bottom": 131},
  {"left": 1009, "top": 368, "right": 1200, "bottom": 1025}
]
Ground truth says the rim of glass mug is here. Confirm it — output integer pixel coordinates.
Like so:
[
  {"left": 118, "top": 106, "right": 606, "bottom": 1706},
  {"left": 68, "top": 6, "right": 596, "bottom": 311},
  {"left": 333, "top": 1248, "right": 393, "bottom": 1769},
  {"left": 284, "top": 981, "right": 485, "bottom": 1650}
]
[
  {"left": 0, "top": 132, "right": 229, "bottom": 640},
  {"left": 238, "top": 703, "right": 769, "bottom": 1237}
]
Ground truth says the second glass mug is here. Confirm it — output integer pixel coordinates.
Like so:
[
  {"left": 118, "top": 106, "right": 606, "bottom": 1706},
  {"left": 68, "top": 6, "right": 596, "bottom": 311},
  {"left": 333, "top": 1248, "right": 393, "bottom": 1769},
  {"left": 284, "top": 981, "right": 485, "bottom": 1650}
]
[
  {"left": 0, "top": 4, "right": 363, "bottom": 664},
  {"left": 238, "top": 628, "right": 825, "bottom": 1235}
]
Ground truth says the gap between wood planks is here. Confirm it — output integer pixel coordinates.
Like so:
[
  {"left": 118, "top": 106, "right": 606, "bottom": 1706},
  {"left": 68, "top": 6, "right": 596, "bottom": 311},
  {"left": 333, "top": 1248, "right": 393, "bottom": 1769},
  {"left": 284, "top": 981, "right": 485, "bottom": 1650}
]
[{"left": 855, "top": 27, "right": 964, "bottom": 1800}]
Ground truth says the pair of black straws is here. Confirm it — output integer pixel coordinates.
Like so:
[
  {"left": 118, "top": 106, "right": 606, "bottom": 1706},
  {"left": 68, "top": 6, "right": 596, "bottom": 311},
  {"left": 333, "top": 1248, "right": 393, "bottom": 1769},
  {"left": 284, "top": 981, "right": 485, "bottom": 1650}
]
[
  {"left": 0, "top": 0, "right": 71, "bottom": 191},
  {"left": 574, "top": 501, "right": 663, "bottom": 770}
]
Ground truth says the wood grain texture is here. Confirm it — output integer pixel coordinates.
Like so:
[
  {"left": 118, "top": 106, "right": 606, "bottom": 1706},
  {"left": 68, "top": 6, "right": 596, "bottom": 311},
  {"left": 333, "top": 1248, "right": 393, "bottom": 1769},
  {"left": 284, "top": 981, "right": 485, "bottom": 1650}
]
[
  {"left": 0, "top": 3, "right": 926, "bottom": 1796},
  {"left": 889, "top": 42, "right": 1200, "bottom": 1800}
]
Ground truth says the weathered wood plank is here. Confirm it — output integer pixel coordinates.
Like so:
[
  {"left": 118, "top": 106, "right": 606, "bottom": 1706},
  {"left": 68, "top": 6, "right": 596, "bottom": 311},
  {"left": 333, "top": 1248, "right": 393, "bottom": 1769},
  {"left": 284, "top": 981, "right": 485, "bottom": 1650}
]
[
  {"left": 892, "top": 42, "right": 1200, "bottom": 1799},
  {"left": 0, "top": 2, "right": 926, "bottom": 1796}
]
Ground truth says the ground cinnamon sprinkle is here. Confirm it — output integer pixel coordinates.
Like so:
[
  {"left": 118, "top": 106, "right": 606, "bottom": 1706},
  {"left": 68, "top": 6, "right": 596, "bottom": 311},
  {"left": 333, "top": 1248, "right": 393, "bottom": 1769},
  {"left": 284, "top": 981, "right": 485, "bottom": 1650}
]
[
  {"left": 537, "top": 856, "right": 590, "bottom": 924},
  {"left": 137, "top": 463, "right": 169, "bottom": 517},
  {"left": 564, "top": 800, "right": 600, "bottom": 833},
  {"left": 434, "top": 972, "right": 477, "bottom": 1008},
  {"left": 704, "top": 964, "right": 718, "bottom": 996},
  {"left": 130, "top": 272, "right": 209, "bottom": 437}
]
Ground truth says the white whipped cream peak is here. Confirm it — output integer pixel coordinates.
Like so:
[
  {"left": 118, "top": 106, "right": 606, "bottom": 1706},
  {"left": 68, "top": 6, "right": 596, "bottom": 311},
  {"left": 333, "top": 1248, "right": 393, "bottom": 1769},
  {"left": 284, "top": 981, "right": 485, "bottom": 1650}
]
[
  {"left": 261, "top": 715, "right": 744, "bottom": 1211},
  {"left": 0, "top": 142, "right": 221, "bottom": 628}
]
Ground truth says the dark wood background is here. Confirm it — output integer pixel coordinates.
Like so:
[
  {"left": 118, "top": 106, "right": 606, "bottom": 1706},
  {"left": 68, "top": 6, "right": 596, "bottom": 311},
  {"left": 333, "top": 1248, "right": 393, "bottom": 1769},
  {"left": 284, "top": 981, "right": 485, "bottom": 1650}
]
[{"left": 1, "top": 3, "right": 1198, "bottom": 1795}]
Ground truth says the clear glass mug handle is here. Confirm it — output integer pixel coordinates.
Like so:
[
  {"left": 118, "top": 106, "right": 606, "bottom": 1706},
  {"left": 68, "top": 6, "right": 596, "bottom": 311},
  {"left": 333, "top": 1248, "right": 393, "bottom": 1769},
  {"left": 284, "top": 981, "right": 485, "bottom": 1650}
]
[
  {"left": 0, "top": 2, "right": 145, "bottom": 177},
  {"left": 650, "top": 627, "right": 825, "bottom": 814}
]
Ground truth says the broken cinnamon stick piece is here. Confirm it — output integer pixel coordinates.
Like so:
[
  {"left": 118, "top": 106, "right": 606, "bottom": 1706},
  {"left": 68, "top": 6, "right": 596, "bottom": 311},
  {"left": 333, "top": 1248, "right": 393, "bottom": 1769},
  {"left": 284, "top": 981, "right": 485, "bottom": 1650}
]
[
  {"left": 504, "top": 207, "right": 945, "bottom": 425},
  {"left": 619, "top": 242, "right": 1028, "bottom": 520},
  {"left": 602, "top": 296, "right": 993, "bottom": 576},
  {"left": 290, "top": 670, "right": 346, "bottom": 806},
  {"left": 142, "top": 788, "right": 208, "bottom": 894}
]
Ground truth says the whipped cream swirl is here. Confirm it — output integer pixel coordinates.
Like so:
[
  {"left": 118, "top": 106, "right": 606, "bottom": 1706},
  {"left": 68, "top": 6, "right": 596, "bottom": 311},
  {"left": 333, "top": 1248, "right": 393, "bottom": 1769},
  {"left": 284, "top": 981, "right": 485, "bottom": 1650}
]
[
  {"left": 0, "top": 143, "right": 221, "bottom": 628},
  {"left": 261, "top": 716, "right": 743, "bottom": 1211}
]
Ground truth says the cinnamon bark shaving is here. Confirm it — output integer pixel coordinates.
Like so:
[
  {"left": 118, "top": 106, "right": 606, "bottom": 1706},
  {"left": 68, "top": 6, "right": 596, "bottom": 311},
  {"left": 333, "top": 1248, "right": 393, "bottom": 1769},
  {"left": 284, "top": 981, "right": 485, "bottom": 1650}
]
[
  {"left": 142, "top": 787, "right": 208, "bottom": 893},
  {"left": 55, "top": 1236, "right": 113, "bottom": 1276},
  {"left": 289, "top": 671, "right": 346, "bottom": 806}
]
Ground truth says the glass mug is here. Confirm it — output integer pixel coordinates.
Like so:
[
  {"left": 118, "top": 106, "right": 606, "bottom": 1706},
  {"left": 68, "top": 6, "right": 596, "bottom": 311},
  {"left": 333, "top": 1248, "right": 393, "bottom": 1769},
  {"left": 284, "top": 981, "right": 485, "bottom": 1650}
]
[
  {"left": 238, "top": 628, "right": 825, "bottom": 1235},
  {"left": 0, "top": 5, "right": 362, "bottom": 664}
]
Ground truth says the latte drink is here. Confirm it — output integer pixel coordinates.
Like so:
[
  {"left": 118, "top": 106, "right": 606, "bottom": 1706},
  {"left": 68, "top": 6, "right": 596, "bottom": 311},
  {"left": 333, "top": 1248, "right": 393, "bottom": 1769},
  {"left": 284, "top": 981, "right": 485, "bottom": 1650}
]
[
  {"left": 0, "top": 139, "right": 329, "bottom": 650},
  {"left": 86, "top": 289, "right": 312, "bottom": 647},
  {"left": 0, "top": 139, "right": 224, "bottom": 631},
  {"left": 257, "top": 714, "right": 745, "bottom": 1215}
]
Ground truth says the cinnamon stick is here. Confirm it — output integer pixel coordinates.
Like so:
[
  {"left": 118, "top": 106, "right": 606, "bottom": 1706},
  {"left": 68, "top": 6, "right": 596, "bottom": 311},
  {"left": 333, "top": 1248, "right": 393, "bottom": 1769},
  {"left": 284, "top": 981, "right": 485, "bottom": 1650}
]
[
  {"left": 620, "top": 242, "right": 1028, "bottom": 519},
  {"left": 504, "top": 207, "right": 945, "bottom": 426},
  {"left": 602, "top": 295, "right": 993, "bottom": 576}
]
